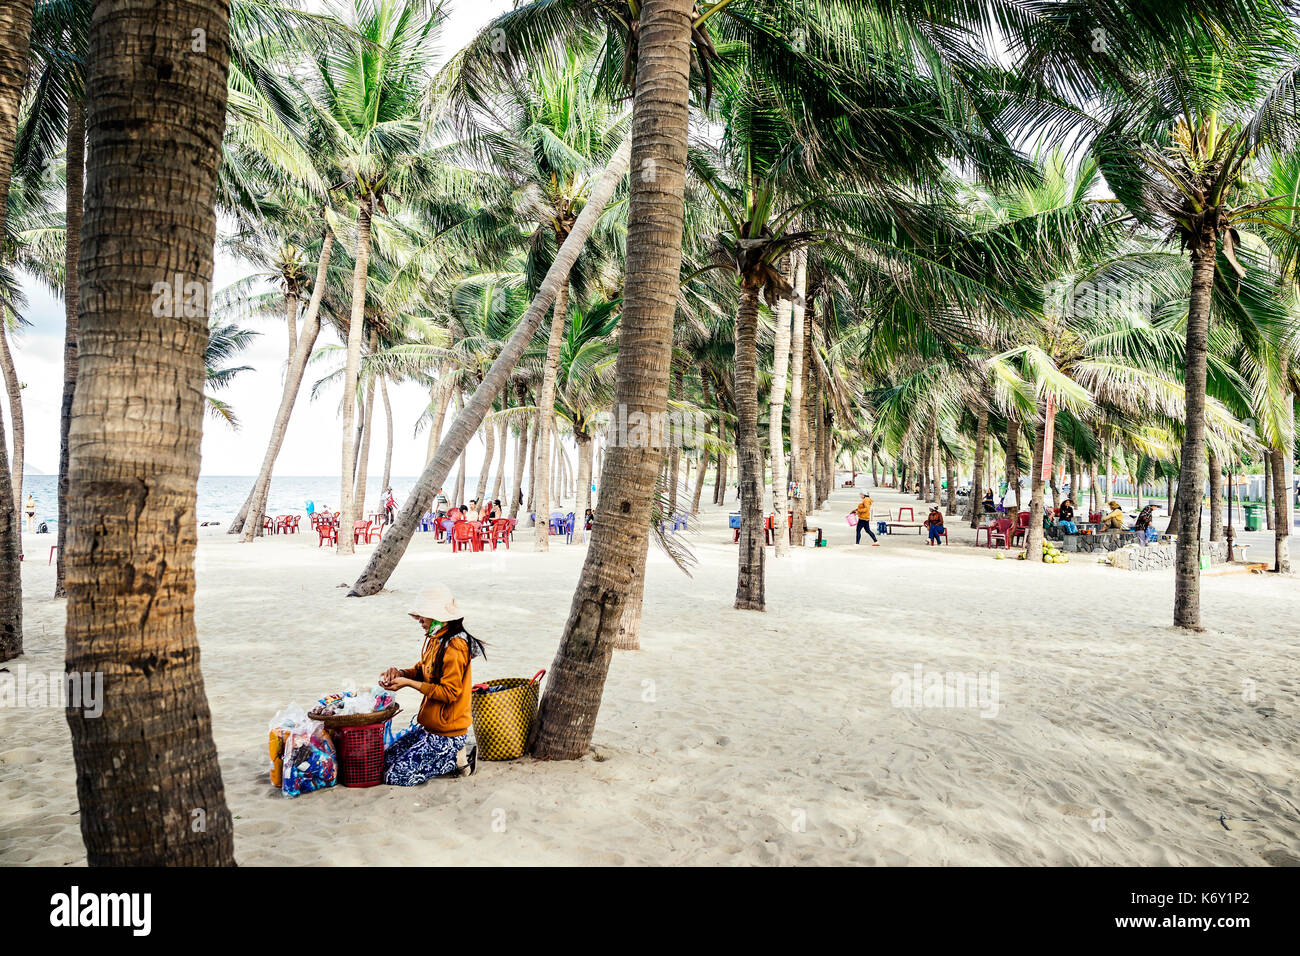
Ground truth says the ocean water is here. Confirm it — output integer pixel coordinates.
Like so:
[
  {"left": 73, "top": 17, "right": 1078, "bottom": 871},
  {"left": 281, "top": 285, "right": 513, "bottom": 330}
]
[{"left": 17, "top": 474, "right": 483, "bottom": 529}]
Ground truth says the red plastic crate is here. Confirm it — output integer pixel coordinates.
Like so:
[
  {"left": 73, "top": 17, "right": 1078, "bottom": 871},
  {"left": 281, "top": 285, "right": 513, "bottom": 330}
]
[{"left": 334, "top": 723, "right": 387, "bottom": 788}]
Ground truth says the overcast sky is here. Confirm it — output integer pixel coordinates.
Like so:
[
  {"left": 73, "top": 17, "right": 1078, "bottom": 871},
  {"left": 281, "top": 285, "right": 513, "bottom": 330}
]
[{"left": 11, "top": 0, "right": 513, "bottom": 476}]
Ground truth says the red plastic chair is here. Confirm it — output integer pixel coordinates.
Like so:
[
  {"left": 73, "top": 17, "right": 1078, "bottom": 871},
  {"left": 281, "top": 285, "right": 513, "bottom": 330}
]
[
  {"left": 451, "top": 520, "right": 480, "bottom": 553},
  {"left": 988, "top": 518, "right": 1013, "bottom": 549},
  {"left": 1010, "top": 512, "right": 1031, "bottom": 546},
  {"left": 352, "top": 520, "right": 371, "bottom": 545},
  {"left": 897, "top": 506, "right": 915, "bottom": 522},
  {"left": 317, "top": 524, "right": 337, "bottom": 547},
  {"left": 490, "top": 518, "right": 515, "bottom": 549}
]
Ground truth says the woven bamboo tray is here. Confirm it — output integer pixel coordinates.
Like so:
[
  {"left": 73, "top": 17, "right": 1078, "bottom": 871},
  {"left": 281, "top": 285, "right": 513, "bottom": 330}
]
[{"left": 309, "top": 703, "right": 400, "bottom": 729}]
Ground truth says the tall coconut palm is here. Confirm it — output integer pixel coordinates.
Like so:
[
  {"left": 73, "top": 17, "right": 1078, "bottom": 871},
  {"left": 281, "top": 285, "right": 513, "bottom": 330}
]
[
  {"left": 65, "top": 0, "right": 234, "bottom": 865},
  {"left": 0, "top": 0, "right": 34, "bottom": 661},
  {"left": 1093, "top": 32, "right": 1300, "bottom": 625},
  {"left": 305, "top": 0, "right": 445, "bottom": 553},
  {"left": 525, "top": 0, "right": 696, "bottom": 760}
]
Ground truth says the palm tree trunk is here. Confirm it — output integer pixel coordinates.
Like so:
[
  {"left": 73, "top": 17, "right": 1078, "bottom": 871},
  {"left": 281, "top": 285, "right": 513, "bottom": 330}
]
[
  {"left": 526, "top": 413, "right": 540, "bottom": 513},
  {"left": 0, "top": 0, "right": 33, "bottom": 660},
  {"left": 66, "top": 0, "right": 234, "bottom": 863},
  {"left": 945, "top": 454, "right": 957, "bottom": 515},
  {"left": 1208, "top": 450, "right": 1223, "bottom": 542},
  {"left": 55, "top": 95, "right": 85, "bottom": 597},
  {"left": 452, "top": 392, "right": 467, "bottom": 506},
  {"left": 1006, "top": 414, "right": 1021, "bottom": 510},
  {"left": 232, "top": 231, "right": 334, "bottom": 539},
  {"left": 491, "top": 412, "right": 508, "bottom": 503},
  {"left": 0, "top": 400, "right": 16, "bottom": 659},
  {"left": 352, "top": 332, "right": 379, "bottom": 516},
  {"left": 1173, "top": 246, "right": 1215, "bottom": 628},
  {"left": 476, "top": 414, "right": 494, "bottom": 504},
  {"left": 532, "top": 284, "right": 569, "bottom": 550},
  {"left": 1024, "top": 411, "right": 1048, "bottom": 562},
  {"left": 527, "top": 0, "right": 693, "bottom": 757},
  {"left": 769, "top": 263, "right": 794, "bottom": 556},
  {"left": 508, "top": 384, "right": 530, "bottom": 519},
  {"left": 424, "top": 373, "right": 449, "bottom": 466},
  {"left": 0, "top": 318, "right": 25, "bottom": 518},
  {"left": 970, "top": 402, "right": 987, "bottom": 528},
  {"left": 575, "top": 430, "right": 592, "bottom": 543},
  {"left": 788, "top": 259, "right": 808, "bottom": 541},
  {"left": 380, "top": 375, "right": 393, "bottom": 496},
  {"left": 734, "top": 286, "right": 765, "bottom": 610},
  {"left": 1269, "top": 441, "right": 1292, "bottom": 573},
  {"left": 348, "top": 137, "right": 631, "bottom": 594},
  {"left": 337, "top": 193, "right": 374, "bottom": 555},
  {"left": 668, "top": 366, "right": 683, "bottom": 516},
  {"left": 1264, "top": 452, "right": 1273, "bottom": 530}
]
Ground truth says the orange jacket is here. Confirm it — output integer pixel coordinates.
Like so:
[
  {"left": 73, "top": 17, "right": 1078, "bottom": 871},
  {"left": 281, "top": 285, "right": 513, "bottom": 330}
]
[
  {"left": 855, "top": 498, "right": 873, "bottom": 520},
  {"left": 400, "top": 632, "right": 471, "bottom": 737}
]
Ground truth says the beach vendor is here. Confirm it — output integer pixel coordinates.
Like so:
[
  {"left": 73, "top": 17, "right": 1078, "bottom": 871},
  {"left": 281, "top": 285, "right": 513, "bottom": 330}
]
[
  {"left": 379, "top": 586, "right": 485, "bottom": 784},
  {"left": 1100, "top": 501, "right": 1125, "bottom": 530},
  {"left": 854, "top": 493, "right": 878, "bottom": 545}
]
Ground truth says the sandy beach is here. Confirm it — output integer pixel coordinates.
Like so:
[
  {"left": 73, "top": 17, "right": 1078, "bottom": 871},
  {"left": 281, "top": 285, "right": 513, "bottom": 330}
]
[{"left": 3, "top": 485, "right": 1297, "bottom": 866}]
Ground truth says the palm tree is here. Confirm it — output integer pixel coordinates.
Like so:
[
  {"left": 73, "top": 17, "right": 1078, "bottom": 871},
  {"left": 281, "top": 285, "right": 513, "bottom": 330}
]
[
  {"left": 472, "top": 48, "right": 627, "bottom": 551},
  {"left": 525, "top": 0, "right": 696, "bottom": 760},
  {"left": 14, "top": 0, "right": 87, "bottom": 596},
  {"left": 345, "top": 130, "right": 632, "bottom": 594},
  {"left": 305, "top": 0, "right": 445, "bottom": 554},
  {"left": 0, "top": 0, "right": 34, "bottom": 660},
  {"left": 1093, "top": 31, "right": 1300, "bottom": 624},
  {"left": 64, "top": 0, "right": 234, "bottom": 864}
]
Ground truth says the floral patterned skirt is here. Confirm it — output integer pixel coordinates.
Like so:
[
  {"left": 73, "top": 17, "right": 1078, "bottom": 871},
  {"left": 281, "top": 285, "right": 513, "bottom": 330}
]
[{"left": 383, "top": 720, "right": 467, "bottom": 786}]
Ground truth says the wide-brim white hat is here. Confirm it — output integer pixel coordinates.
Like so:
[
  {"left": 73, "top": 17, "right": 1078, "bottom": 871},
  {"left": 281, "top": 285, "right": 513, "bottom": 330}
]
[{"left": 410, "top": 584, "right": 462, "bottom": 621}]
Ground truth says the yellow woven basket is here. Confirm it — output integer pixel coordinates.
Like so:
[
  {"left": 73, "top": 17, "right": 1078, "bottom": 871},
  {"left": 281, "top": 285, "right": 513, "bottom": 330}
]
[{"left": 471, "top": 670, "right": 545, "bottom": 760}]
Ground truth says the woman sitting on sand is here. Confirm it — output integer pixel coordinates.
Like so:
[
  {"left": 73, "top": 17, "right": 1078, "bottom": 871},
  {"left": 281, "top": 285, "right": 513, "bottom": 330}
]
[
  {"left": 1101, "top": 501, "right": 1125, "bottom": 530},
  {"left": 379, "top": 586, "right": 484, "bottom": 784},
  {"left": 924, "top": 507, "right": 946, "bottom": 545}
]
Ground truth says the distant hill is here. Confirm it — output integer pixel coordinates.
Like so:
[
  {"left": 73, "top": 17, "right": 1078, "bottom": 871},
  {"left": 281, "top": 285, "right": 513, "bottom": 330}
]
[{"left": 23, "top": 464, "right": 47, "bottom": 475}]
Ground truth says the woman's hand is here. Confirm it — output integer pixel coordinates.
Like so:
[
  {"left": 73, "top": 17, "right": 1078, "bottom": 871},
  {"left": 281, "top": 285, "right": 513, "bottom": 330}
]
[{"left": 379, "top": 668, "right": 402, "bottom": 688}]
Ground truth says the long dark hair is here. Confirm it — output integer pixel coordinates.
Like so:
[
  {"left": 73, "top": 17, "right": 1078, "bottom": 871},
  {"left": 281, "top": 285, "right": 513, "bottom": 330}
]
[{"left": 425, "top": 618, "right": 487, "bottom": 686}]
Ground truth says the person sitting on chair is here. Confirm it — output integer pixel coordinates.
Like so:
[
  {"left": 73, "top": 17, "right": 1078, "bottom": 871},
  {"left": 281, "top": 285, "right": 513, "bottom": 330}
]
[
  {"left": 1101, "top": 501, "right": 1125, "bottom": 531},
  {"left": 924, "top": 507, "right": 946, "bottom": 545},
  {"left": 981, "top": 489, "right": 996, "bottom": 514},
  {"left": 1058, "top": 497, "right": 1079, "bottom": 534}
]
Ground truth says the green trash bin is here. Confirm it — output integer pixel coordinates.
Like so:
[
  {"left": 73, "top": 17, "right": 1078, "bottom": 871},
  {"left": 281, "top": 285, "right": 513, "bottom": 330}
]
[{"left": 1244, "top": 503, "right": 1263, "bottom": 532}]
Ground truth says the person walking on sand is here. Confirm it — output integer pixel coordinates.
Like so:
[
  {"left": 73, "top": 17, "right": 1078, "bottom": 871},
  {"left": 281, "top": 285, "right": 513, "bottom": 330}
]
[
  {"left": 383, "top": 487, "right": 397, "bottom": 523},
  {"left": 24, "top": 494, "right": 36, "bottom": 533},
  {"left": 854, "top": 492, "right": 878, "bottom": 545},
  {"left": 379, "top": 585, "right": 484, "bottom": 784}
]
